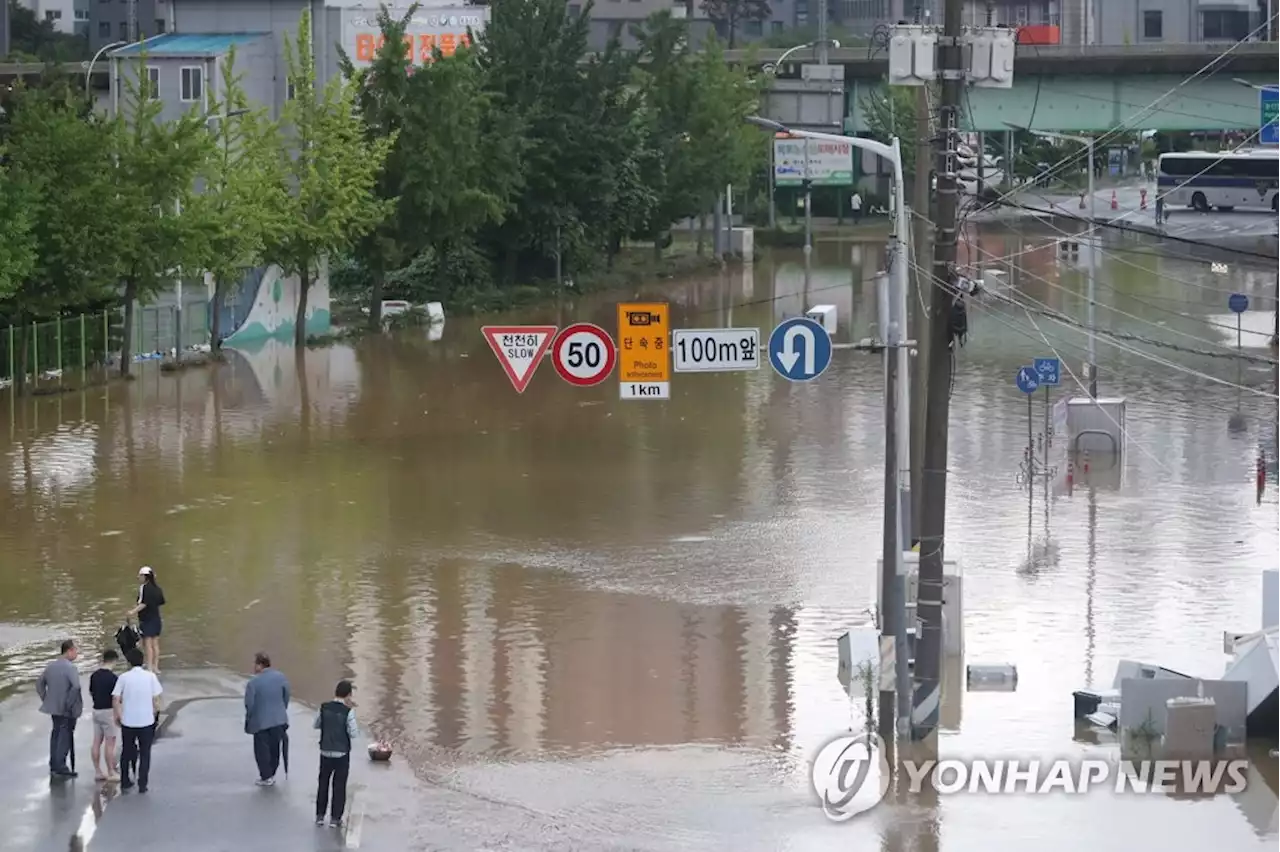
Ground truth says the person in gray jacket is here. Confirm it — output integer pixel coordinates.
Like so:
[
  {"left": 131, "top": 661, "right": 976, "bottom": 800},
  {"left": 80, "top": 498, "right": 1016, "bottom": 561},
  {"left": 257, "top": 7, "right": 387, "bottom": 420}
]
[
  {"left": 36, "top": 639, "right": 84, "bottom": 777},
  {"left": 244, "top": 652, "right": 290, "bottom": 786}
]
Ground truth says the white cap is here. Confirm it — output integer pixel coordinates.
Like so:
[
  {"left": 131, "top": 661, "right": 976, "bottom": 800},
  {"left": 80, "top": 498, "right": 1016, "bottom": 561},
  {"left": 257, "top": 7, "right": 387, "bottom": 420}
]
[{"left": 139, "top": 566, "right": 154, "bottom": 576}]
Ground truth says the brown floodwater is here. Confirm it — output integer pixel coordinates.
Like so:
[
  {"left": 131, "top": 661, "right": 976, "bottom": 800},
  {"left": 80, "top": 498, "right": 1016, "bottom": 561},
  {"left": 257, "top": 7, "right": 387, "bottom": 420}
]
[{"left": 1, "top": 227, "right": 1277, "bottom": 850}]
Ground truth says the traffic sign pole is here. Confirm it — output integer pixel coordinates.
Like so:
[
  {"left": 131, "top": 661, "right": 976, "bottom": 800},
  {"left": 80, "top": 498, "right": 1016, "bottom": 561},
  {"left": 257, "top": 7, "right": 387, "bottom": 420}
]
[{"left": 1229, "top": 293, "right": 1249, "bottom": 352}]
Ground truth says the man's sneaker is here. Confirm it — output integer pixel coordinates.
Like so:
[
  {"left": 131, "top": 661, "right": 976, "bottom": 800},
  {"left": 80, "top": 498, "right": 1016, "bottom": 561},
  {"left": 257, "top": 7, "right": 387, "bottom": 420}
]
[
  {"left": 120, "top": 780, "right": 134, "bottom": 791},
  {"left": 255, "top": 778, "right": 272, "bottom": 787},
  {"left": 315, "top": 817, "right": 326, "bottom": 826},
  {"left": 330, "top": 819, "right": 343, "bottom": 829}
]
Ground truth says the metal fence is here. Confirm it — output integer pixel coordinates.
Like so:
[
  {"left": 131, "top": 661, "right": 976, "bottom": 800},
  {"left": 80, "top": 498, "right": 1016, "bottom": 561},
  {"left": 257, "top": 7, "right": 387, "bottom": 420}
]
[{"left": 0, "top": 302, "right": 210, "bottom": 385}]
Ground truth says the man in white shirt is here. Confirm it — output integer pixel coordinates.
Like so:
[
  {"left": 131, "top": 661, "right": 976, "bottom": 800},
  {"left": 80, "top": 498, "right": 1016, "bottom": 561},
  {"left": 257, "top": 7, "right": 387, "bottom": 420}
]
[
  {"left": 850, "top": 191, "right": 863, "bottom": 223},
  {"left": 112, "top": 647, "right": 162, "bottom": 793}
]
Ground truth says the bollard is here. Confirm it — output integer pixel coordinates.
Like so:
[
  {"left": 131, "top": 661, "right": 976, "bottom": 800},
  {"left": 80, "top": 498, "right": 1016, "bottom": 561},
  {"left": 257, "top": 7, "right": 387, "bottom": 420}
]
[
  {"left": 1110, "top": 190, "right": 1118, "bottom": 210},
  {"left": 1139, "top": 189, "right": 1147, "bottom": 210},
  {"left": 1078, "top": 191, "right": 1086, "bottom": 210}
]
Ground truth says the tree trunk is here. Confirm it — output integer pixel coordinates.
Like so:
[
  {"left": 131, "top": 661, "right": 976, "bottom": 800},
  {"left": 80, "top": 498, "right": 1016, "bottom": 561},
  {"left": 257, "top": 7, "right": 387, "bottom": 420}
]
[
  {"left": 211, "top": 277, "right": 225, "bottom": 350},
  {"left": 652, "top": 229, "right": 664, "bottom": 263},
  {"left": 118, "top": 280, "right": 137, "bottom": 378},
  {"left": 295, "top": 267, "right": 311, "bottom": 349},
  {"left": 14, "top": 317, "right": 30, "bottom": 398},
  {"left": 368, "top": 267, "right": 384, "bottom": 332},
  {"left": 696, "top": 214, "right": 706, "bottom": 256}
]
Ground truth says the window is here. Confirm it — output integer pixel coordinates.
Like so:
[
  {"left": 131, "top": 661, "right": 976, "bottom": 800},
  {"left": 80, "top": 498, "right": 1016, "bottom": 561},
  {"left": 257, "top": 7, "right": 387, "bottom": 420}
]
[
  {"left": 156, "top": 18, "right": 166, "bottom": 33},
  {"left": 146, "top": 66, "right": 160, "bottom": 100},
  {"left": 771, "top": 20, "right": 783, "bottom": 33},
  {"left": 743, "top": 19, "right": 763, "bottom": 36},
  {"left": 45, "top": 9, "right": 63, "bottom": 20},
  {"left": 1142, "top": 10, "right": 1162, "bottom": 39},
  {"left": 795, "top": 0, "right": 808, "bottom": 26},
  {"left": 1201, "top": 10, "right": 1249, "bottom": 41},
  {"left": 75, "top": 9, "right": 89, "bottom": 21},
  {"left": 286, "top": 78, "right": 297, "bottom": 100},
  {"left": 568, "top": 3, "right": 581, "bottom": 15},
  {"left": 180, "top": 66, "right": 203, "bottom": 103},
  {"left": 99, "top": 21, "right": 110, "bottom": 37},
  {"left": 120, "top": 22, "right": 129, "bottom": 39}
]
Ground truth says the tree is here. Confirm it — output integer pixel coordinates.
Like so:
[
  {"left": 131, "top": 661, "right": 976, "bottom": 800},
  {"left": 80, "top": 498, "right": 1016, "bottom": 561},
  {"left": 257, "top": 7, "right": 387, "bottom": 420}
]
[
  {"left": 0, "top": 81, "right": 120, "bottom": 393},
  {"left": 265, "top": 9, "right": 395, "bottom": 348},
  {"left": 4, "top": 0, "right": 88, "bottom": 62},
  {"left": 699, "top": 0, "right": 770, "bottom": 48},
  {"left": 189, "top": 49, "right": 288, "bottom": 350},
  {"left": 0, "top": 162, "right": 35, "bottom": 304},
  {"left": 860, "top": 81, "right": 936, "bottom": 179},
  {"left": 475, "top": 0, "right": 648, "bottom": 282},
  {"left": 340, "top": 3, "right": 418, "bottom": 330},
  {"left": 107, "top": 56, "right": 215, "bottom": 376},
  {"left": 632, "top": 16, "right": 763, "bottom": 250}
]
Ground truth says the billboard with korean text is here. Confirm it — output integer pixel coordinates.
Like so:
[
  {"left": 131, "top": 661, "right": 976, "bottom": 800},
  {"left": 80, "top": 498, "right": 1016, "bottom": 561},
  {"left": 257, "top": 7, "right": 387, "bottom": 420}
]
[
  {"left": 773, "top": 135, "right": 854, "bottom": 187},
  {"left": 342, "top": 7, "right": 489, "bottom": 67}
]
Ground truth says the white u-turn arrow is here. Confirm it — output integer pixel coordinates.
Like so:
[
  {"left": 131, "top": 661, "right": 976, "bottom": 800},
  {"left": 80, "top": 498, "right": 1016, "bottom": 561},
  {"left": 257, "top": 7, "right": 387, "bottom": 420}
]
[{"left": 777, "top": 325, "right": 816, "bottom": 375}]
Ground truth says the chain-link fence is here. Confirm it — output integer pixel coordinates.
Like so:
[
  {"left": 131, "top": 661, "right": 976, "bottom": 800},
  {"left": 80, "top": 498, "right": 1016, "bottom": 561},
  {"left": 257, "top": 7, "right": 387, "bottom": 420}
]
[{"left": 1, "top": 301, "right": 210, "bottom": 386}]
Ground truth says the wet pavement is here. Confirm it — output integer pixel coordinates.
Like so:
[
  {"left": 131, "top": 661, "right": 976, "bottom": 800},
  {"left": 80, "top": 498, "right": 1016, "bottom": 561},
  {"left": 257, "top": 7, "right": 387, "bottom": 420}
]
[{"left": 0, "top": 233, "right": 1277, "bottom": 850}]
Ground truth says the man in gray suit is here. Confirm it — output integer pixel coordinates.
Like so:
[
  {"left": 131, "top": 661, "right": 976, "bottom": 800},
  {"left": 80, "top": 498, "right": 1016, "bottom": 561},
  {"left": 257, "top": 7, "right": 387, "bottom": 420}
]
[
  {"left": 244, "top": 652, "right": 290, "bottom": 786},
  {"left": 37, "top": 639, "right": 84, "bottom": 777}
]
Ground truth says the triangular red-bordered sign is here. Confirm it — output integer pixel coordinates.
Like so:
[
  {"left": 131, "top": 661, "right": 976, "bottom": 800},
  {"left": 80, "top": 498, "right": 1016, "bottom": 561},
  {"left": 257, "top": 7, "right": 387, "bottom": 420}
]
[{"left": 482, "top": 326, "right": 557, "bottom": 393}]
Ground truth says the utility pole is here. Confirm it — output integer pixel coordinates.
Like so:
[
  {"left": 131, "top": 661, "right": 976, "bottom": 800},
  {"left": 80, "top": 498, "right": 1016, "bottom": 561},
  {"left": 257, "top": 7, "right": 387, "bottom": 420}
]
[
  {"left": 912, "top": 0, "right": 965, "bottom": 745},
  {"left": 876, "top": 270, "right": 911, "bottom": 741},
  {"left": 909, "top": 80, "right": 932, "bottom": 544}
]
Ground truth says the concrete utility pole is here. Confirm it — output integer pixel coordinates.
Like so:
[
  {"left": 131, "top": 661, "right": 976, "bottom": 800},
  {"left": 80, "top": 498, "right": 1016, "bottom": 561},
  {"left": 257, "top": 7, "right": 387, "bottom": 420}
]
[
  {"left": 912, "top": 0, "right": 964, "bottom": 745},
  {"left": 909, "top": 84, "right": 932, "bottom": 544}
]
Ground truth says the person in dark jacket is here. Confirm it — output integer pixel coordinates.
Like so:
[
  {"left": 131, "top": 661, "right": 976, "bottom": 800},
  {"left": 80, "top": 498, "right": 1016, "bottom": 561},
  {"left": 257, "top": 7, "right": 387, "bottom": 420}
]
[
  {"left": 36, "top": 639, "right": 83, "bottom": 777},
  {"left": 130, "top": 566, "right": 166, "bottom": 674},
  {"left": 314, "top": 680, "right": 359, "bottom": 828},
  {"left": 244, "top": 652, "right": 290, "bottom": 786}
]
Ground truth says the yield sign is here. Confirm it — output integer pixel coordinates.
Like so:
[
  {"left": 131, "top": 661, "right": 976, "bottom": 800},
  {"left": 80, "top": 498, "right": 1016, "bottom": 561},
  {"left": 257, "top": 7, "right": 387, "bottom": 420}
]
[{"left": 481, "top": 326, "right": 557, "bottom": 393}]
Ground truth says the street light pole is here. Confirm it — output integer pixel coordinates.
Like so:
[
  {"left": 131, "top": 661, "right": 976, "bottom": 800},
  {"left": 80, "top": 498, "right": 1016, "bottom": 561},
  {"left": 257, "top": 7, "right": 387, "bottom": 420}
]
[
  {"left": 761, "top": 40, "right": 840, "bottom": 237},
  {"left": 85, "top": 41, "right": 127, "bottom": 100},
  {"left": 1009, "top": 124, "right": 1098, "bottom": 397},
  {"left": 747, "top": 115, "right": 913, "bottom": 735}
]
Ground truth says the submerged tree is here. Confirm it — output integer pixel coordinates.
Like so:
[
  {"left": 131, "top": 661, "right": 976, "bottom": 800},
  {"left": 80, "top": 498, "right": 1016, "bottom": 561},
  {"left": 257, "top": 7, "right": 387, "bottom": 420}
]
[
  {"left": 107, "top": 56, "right": 214, "bottom": 376},
  {"left": 0, "top": 82, "right": 120, "bottom": 393},
  {"left": 190, "top": 49, "right": 288, "bottom": 350},
  {"left": 265, "top": 9, "right": 394, "bottom": 348}
]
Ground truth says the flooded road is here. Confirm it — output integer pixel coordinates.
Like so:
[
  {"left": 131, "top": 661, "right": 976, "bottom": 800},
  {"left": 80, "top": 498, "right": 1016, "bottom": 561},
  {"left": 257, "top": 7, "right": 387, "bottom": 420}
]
[{"left": 1, "top": 223, "right": 1277, "bottom": 850}]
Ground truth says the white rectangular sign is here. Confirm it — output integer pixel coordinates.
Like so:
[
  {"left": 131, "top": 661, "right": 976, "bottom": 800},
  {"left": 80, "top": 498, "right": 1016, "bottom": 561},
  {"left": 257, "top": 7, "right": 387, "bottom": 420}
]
[
  {"left": 773, "top": 136, "right": 854, "bottom": 187},
  {"left": 672, "top": 328, "right": 760, "bottom": 373}
]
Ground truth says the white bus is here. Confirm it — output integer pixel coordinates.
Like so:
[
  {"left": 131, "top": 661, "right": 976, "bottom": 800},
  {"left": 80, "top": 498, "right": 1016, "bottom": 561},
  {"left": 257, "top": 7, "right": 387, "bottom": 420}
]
[{"left": 1157, "top": 148, "right": 1279, "bottom": 213}]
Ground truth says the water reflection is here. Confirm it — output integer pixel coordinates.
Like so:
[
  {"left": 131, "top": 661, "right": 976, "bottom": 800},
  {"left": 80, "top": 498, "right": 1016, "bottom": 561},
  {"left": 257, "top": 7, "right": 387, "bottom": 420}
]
[{"left": 0, "top": 230, "right": 1275, "bottom": 849}]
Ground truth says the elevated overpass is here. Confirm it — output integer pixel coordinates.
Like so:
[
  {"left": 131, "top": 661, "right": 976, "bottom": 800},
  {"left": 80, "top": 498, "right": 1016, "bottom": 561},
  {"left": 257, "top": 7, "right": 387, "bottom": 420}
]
[{"left": 731, "top": 42, "right": 1278, "bottom": 133}]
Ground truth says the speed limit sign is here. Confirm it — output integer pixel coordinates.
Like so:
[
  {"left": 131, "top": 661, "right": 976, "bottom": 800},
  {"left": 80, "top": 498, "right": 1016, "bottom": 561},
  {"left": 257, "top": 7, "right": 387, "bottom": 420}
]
[{"left": 551, "top": 323, "right": 617, "bottom": 387}]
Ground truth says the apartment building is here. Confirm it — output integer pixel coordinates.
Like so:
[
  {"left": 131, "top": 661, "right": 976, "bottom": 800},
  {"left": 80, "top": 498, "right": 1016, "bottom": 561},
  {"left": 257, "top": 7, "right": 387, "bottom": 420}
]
[
  {"left": 90, "top": 0, "right": 168, "bottom": 53},
  {"left": 1096, "top": 0, "right": 1268, "bottom": 43},
  {"left": 105, "top": 1, "right": 490, "bottom": 124},
  {"left": 15, "top": 0, "right": 89, "bottom": 35}
]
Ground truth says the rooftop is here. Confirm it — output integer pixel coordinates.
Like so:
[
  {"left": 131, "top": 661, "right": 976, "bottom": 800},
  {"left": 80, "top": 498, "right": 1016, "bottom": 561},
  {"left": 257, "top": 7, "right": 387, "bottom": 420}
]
[{"left": 109, "top": 33, "right": 270, "bottom": 58}]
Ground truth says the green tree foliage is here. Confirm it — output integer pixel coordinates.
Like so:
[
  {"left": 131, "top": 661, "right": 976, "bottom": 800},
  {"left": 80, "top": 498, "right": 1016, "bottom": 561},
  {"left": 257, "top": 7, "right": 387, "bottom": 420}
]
[
  {"left": 475, "top": 0, "right": 648, "bottom": 282},
  {"left": 188, "top": 49, "right": 288, "bottom": 349},
  {"left": 859, "top": 82, "right": 933, "bottom": 179},
  {"left": 0, "top": 81, "right": 119, "bottom": 392},
  {"left": 4, "top": 0, "right": 88, "bottom": 61},
  {"left": 107, "top": 56, "right": 216, "bottom": 377},
  {"left": 699, "top": 0, "right": 770, "bottom": 48},
  {"left": 632, "top": 14, "right": 764, "bottom": 249},
  {"left": 265, "top": 9, "right": 396, "bottom": 348}
]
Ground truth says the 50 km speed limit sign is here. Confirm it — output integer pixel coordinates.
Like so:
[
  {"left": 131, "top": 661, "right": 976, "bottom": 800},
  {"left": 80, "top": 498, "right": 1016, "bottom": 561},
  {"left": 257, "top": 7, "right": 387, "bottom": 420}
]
[{"left": 551, "top": 323, "right": 617, "bottom": 387}]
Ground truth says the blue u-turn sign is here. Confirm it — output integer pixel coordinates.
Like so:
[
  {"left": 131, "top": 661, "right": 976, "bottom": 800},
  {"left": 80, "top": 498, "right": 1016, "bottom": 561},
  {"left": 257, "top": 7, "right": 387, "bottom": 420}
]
[{"left": 768, "top": 317, "right": 833, "bottom": 382}]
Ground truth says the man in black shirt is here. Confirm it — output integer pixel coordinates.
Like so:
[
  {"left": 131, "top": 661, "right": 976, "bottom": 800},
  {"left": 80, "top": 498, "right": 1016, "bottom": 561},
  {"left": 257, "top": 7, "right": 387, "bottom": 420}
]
[{"left": 89, "top": 650, "right": 120, "bottom": 781}]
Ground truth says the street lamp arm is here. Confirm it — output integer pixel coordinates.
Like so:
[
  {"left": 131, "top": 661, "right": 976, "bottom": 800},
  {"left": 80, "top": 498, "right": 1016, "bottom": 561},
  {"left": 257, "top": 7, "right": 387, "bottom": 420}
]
[
  {"left": 767, "top": 39, "right": 841, "bottom": 74},
  {"left": 747, "top": 117, "right": 895, "bottom": 163},
  {"left": 85, "top": 41, "right": 128, "bottom": 96}
]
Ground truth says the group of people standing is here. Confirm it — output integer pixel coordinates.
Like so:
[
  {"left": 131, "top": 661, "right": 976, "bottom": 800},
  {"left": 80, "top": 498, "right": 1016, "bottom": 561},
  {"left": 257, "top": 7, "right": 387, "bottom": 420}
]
[{"left": 34, "top": 566, "right": 361, "bottom": 828}]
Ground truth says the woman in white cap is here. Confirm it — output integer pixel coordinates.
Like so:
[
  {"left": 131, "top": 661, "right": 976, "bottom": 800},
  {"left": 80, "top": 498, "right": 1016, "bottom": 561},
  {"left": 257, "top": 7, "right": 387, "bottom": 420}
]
[{"left": 131, "top": 567, "right": 166, "bottom": 674}]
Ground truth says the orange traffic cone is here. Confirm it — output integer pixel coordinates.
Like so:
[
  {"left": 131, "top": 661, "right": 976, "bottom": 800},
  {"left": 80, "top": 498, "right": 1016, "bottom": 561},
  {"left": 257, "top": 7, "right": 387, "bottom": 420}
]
[{"left": 1110, "top": 190, "right": 1118, "bottom": 210}]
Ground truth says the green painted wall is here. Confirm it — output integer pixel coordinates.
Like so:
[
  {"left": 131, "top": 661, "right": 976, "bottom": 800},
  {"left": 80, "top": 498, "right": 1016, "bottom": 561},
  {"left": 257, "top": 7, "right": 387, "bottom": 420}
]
[{"left": 845, "top": 73, "right": 1277, "bottom": 133}]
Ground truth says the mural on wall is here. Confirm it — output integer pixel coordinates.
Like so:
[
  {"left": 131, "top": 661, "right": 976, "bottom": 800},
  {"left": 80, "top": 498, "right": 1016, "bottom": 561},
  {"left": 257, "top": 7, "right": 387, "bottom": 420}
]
[
  {"left": 221, "top": 337, "right": 361, "bottom": 417},
  {"left": 218, "top": 261, "right": 331, "bottom": 346}
]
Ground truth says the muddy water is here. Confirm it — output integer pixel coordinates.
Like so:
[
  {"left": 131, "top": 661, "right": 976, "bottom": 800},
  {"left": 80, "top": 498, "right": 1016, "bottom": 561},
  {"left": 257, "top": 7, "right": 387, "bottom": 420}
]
[{"left": 1, "top": 228, "right": 1276, "bottom": 850}]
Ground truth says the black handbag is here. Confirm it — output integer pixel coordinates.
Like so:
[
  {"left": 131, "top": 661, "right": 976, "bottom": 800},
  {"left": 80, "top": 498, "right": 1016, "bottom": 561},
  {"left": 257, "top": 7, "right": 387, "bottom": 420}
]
[{"left": 116, "top": 623, "right": 140, "bottom": 654}]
